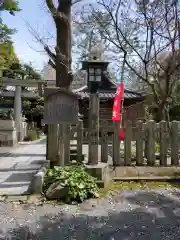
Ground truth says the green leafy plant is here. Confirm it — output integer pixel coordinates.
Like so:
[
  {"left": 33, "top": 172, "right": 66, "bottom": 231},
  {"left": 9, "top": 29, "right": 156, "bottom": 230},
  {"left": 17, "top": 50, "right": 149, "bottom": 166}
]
[
  {"left": 44, "top": 165, "right": 99, "bottom": 202},
  {"left": 22, "top": 100, "right": 31, "bottom": 115},
  {"left": 31, "top": 105, "right": 44, "bottom": 117}
]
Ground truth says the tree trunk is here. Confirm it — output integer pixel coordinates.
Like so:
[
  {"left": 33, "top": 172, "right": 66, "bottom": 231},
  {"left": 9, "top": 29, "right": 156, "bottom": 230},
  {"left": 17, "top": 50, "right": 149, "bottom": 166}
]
[
  {"left": 56, "top": 0, "right": 71, "bottom": 89},
  {"left": 54, "top": 1, "right": 72, "bottom": 167}
]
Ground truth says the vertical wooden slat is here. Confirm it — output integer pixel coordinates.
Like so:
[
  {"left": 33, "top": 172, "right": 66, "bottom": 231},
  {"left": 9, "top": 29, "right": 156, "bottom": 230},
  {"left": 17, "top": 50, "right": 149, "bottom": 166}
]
[
  {"left": 159, "top": 120, "right": 168, "bottom": 166},
  {"left": 46, "top": 125, "right": 49, "bottom": 160},
  {"left": 143, "top": 123, "right": 148, "bottom": 159},
  {"left": 77, "top": 120, "right": 83, "bottom": 162},
  {"left": 57, "top": 124, "right": 64, "bottom": 166},
  {"left": 47, "top": 124, "right": 58, "bottom": 163},
  {"left": 64, "top": 124, "right": 71, "bottom": 165},
  {"left": 146, "top": 120, "right": 156, "bottom": 166},
  {"left": 124, "top": 120, "right": 132, "bottom": 166},
  {"left": 136, "top": 120, "right": 144, "bottom": 166},
  {"left": 101, "top": 121, "right": 108, "bottom": 163},
  {"left": 171, "top": 121, "right": 179, "bottom": 166},
  {"left": 113, "top": 121, "right": 120, "bottom": 165}
]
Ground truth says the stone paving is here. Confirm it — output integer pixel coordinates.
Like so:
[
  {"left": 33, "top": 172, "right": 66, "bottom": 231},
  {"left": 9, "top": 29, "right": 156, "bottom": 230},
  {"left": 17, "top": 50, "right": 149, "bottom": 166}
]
[
  {"left": 0, "top": 146, "right": 15, "bottom": 158},
  {"left": 0, "top": 188, "right": 179, "bottom": 239},
  {"left": 0, "top": 137, "right": 46, "bottom": 196}
]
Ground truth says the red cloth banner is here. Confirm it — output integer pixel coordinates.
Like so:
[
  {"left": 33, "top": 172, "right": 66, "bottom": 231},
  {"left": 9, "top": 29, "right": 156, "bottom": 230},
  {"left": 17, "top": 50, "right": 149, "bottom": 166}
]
[
  {"left": 112, "top": 82, "right": 125, "bottom": 140},
  {"left": 112, "top": 82, "right": 124, "bottom": 121}
]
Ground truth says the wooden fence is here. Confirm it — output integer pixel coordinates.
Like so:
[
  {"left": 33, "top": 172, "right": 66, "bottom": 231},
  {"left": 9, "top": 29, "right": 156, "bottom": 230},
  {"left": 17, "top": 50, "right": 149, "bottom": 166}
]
[{"left": 69, "top": 120, "right": 180, "bottom": 166}]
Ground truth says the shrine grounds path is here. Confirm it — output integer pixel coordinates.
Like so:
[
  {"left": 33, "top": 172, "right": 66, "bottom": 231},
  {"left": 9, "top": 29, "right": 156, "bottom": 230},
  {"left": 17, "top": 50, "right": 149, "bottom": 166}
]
[
  {"left": 0, "top": 139, "right": 180, "bottom": 239},
  {"left": 0, "top": 188, "right": 180, "bottom": 239},
  {"left": 0, "top": 137, "right": 46, "bottom": 196}
]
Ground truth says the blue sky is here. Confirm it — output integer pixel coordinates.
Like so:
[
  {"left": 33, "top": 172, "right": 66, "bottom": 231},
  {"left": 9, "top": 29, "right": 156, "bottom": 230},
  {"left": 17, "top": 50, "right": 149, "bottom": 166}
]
[{"left": 2, "top": 0, "right": 55, "bottom": 71}]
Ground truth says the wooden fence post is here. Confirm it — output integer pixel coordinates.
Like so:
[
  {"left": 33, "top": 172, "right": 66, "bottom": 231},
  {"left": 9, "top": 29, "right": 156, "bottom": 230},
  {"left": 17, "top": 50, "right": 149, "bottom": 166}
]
[
  {"left": 113, "top": 121, "right": 120, "bottom": 165},
  {"left": 101, "top": 121, "right": 108, "bottom": 163},
  {"left": 159, "top": 120, "right": 168, "bottom": 166},
  {"left": 124, "top": 121, "right": 132, "bottom": 166},
  {"left": 146, "top": 120, "right": 156, "bottom": 166},
  {"left": 64, "top": 124, "right": 71, "bottom": 165},
  {"left": 88, "top": 93, "right": 99, "bottom": 164},
  {"left": 171, "top": 121, "right": 179, "bottom": 166},
  {"left": 47, "top": 124, "right": 58, "bottom": 165},
  {"left": 77, "top": 120, "right": 83, "bottom": 162},
  {"left": 136, "top": 120, "right": 144, "bottom": 166},
  {"left": 143, "top": 123, "right": 148, "bottom": 159},
  {"left": 57, "top": 124, "right": 64, "bottom": 166}
]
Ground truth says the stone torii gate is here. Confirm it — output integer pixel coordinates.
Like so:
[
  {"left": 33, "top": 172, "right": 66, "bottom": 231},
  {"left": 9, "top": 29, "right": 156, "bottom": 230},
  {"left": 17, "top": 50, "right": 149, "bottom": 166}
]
[{"left": 1, "top": 77, "right": 56, "bottom": 141}]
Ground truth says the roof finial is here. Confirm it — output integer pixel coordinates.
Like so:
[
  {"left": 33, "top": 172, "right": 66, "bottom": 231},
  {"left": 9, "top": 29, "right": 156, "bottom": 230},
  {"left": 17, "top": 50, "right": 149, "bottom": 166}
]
[{"left": 88, "top": 42, "right": 104, "bottom": 61}]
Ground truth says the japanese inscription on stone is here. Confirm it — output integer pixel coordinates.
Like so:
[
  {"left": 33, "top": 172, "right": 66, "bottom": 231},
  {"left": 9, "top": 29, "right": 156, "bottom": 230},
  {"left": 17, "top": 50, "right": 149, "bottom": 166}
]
[{"left": 42, "top": 88, "right": 79, "bottom": 124}]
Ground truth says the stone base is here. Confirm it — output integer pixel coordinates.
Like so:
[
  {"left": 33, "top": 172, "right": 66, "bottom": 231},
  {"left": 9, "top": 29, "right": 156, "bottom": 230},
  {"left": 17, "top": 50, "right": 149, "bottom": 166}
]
[
  {"left": 0, "top": 130, "right": 17, "bottom": 146},
  {"left": 85, "top": 163, "right": 111, "bottom": 188},
  {"left": 31, "top": 160, "right": 50, "bottom": 194},
  {"left": 109, "top": 166, "right": 180, "bottom": 180}
]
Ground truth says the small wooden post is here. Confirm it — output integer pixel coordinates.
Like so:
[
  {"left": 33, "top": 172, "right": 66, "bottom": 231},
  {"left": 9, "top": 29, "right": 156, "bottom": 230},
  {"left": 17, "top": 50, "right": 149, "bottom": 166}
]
[
  {"left": 88, "top": 93, "right": 99, "bottom": 165},
  {"left": 57, "top": 124, "right": 64, "bottom": 166},
  {"left": 159, "top": 120, "right": 168, "bottom": 166},
  {"left": 136, "top": 120, "right": 144, "bottom": 166},
  {"left": 171, "top": 121, "right": 179, "bottom": 166},
  {"left": 144, "top": 123, "right": 148, "bottom": 159},
  {"left": 124, "top": 120, "right": 132, "bottom": 166},
  {"left": 64, "top": 124, "right": 71, "bottom": 165},
  {"left": 77, "top": 120, "right": 83, "bottom": 162},
  {"left": 146, "top": 120, "right": 156, "bottom": 166},
  {"left": 101, "top": 121, "right": 108, "bottom": 163},
  {"left": 113, "top": 121, "right": 120, "bottom": 165},
  {"left": 46, "top": 125, "right": 49, "bottom": 160},
  {"left": 47, "top": 124, "right": 58, "bottom": 164}
]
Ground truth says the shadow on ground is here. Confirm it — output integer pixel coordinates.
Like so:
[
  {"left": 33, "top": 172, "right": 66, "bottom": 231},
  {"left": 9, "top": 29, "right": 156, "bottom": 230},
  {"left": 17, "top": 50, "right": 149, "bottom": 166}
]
[{"left": 4, "top": 189, "right": 180, "bottom": 240}]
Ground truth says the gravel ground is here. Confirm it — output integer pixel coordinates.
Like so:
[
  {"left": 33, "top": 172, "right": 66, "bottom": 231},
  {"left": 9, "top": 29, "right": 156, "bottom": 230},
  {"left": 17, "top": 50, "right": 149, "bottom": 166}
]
[{"left": 0, "top": 188, "right": 180, "bottom": 239}]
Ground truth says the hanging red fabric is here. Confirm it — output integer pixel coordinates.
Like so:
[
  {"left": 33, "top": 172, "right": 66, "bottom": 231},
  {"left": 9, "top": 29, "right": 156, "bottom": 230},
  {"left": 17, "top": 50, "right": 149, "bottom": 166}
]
[
  {"left": 112, "top": 82, "right": 125, "bottom": 140},
  {"left": 112, "top": 82, "right": 124, "bottom": 121}
]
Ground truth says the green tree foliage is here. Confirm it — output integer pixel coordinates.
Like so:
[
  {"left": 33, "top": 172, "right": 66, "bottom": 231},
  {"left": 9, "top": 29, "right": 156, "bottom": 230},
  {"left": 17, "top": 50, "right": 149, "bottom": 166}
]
[
  {"left": 0, "top": 1, "right": 20, "bottom": 71},
  {"left": 3, "top": 62, "right": 41, "bottom": 79},
  {"left": 0, "top": 0, "right": 20, "bottom": 43},
  {"left": 0, "top": 41, "right": 19, "bottom": 71}
]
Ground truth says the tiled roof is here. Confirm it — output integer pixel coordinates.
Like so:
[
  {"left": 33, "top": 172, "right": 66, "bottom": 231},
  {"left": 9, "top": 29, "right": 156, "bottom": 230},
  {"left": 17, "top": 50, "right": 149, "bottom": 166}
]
[{"left": 76, "top": 91, "right": 143, "bottom": 99}]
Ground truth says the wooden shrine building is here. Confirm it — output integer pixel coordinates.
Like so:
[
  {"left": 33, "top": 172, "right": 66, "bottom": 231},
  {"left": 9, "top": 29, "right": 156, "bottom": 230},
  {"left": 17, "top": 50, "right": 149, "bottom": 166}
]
[{"left": 73, "top": 71, "right": 146, "bottom": 129}]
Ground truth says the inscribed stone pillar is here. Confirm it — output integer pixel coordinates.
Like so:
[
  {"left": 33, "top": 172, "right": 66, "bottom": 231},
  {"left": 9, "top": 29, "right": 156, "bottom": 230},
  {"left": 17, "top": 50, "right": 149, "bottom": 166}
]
[{"left": 14, "top": 85, "right": 22, "bottom": 141}]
